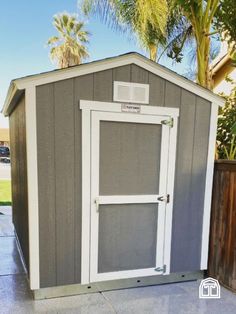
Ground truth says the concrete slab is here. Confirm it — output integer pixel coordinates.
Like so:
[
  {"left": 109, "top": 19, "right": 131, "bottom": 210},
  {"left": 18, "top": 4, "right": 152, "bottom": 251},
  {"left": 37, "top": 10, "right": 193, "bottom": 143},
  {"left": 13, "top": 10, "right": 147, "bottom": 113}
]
[
  {"left": 0, "top": 237, "right": 24, "bottom": 275},
  {"left": 0, "top": 206, "right": 12, "bottom": 216},
  {"left": 0, "top": 274, "right": 115, "bottom": 314},
  {"left": 0, "top": 216, "right": 14, "bottom": 237},
  {"left": 102, "top": 281, "right": 236, "bottom": 314},
  {"left": 0, "top": 273, "right": 236, "bottom": 314}
]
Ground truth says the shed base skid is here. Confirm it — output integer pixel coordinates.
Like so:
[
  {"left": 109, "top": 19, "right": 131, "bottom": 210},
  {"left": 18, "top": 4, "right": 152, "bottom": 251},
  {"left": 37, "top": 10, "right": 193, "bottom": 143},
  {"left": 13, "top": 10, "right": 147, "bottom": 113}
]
[{"left": 33, "top": 271, "right": 203, "bottom": 300}]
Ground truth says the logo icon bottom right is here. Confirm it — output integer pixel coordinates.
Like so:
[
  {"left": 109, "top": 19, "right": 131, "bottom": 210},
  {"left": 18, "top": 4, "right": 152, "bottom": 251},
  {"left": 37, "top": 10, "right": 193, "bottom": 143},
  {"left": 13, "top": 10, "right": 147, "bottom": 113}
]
[{"left": 199, "top": 277, "right": 221, "bottom": 299}]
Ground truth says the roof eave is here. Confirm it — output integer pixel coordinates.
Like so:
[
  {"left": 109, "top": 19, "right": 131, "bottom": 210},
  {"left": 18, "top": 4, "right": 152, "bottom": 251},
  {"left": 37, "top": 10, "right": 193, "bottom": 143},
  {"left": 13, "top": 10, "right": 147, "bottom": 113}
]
[
  {"left": 2, "top": 53, "right": 225, "bottom": 116},
  {"left": 2, "top": 81, "right": 24, "bottom": 116}
]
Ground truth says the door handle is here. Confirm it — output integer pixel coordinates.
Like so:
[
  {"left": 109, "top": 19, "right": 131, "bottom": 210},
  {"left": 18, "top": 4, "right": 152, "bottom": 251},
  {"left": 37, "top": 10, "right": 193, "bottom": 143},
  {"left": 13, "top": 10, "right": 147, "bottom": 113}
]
[
  {"left": 157, "top": 194, "right": 170, "bottom": 203},
  {"left": 94, "top": 197, "right": 99, "bottom": 212}
]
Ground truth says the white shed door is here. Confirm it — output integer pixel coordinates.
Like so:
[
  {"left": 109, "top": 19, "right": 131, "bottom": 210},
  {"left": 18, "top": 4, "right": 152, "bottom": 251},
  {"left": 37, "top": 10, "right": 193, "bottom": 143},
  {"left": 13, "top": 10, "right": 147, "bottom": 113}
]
[{"left": 89, "top": 109, "right": 176, "bottom": 283}]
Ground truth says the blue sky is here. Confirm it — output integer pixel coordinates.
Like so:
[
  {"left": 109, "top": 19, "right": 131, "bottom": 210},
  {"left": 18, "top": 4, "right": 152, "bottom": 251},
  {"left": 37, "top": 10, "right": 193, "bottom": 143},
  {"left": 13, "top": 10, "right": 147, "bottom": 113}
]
[{"left": 0, "top": 0, "right": 189, "bottom": 127}]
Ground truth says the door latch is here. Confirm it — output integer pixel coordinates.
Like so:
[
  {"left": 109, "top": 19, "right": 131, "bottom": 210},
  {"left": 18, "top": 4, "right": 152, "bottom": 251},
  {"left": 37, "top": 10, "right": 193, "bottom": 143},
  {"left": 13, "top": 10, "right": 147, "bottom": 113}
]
[
  {"left": 95, "top": 197, "right": 100, "bottom": 212},
  {"left": 161, "top": 117, "right": 174, "bottom": 128},
  {"left": 155, "top": 265, "right": 166, "bottom": 273},
  {"left": 157, "top": 194, "right": 170, "bottom": 203}
]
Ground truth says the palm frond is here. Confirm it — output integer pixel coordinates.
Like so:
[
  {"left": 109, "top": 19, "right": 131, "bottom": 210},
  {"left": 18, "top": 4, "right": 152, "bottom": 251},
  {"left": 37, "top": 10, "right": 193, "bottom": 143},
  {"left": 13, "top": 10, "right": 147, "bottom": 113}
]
[{"left": 47, "top": 12, "right": 90, "bottom": 68}]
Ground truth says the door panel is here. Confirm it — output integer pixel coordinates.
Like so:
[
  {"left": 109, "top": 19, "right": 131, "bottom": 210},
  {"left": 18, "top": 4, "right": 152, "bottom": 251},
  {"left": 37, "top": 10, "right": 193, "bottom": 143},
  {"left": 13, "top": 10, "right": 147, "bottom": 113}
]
[
  {"left": 90, "top": 111, "right": 170, "bottom": 282},
  {"left": 99, "top": 121, "right": 162, "bottom": 195},
  {"left": 98, "top": 203, "right": 158, "bottom": 273}
]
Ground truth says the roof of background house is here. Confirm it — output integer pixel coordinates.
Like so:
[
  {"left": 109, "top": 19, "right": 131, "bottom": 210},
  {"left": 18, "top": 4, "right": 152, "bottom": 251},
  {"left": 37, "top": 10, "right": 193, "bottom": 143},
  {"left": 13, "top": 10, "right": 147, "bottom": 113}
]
[
  {"left": 2, "top": 52, "right": 224, "bottom": 116},
  {"left": 0, "top": 128, "right": 9, "bottom": 142}
]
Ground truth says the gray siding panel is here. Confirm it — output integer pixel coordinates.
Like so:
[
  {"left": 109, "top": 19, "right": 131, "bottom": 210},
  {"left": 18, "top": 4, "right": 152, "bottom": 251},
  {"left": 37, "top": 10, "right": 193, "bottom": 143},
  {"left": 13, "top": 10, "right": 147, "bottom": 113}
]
[
  {"left": 148, "top": 73, "right": 165, "bottom": 106},
  {"left": 113, "top": 65, "right": 131, "bottom": 82},
  {"left": 94, "top": 69, "right": 113, "bottom": 101},
  {"left": 74, "top": 74, "right": 94, "bottom": 283},
  {"left": 98, "top": 204, "right": 158, "bottom": 273},
  {"left": 54, "top": 79, "right": 75, "bottom": 285},
  {"left": 9, "top": 95, "right": 29, "bottom": 271},
  {"left": 170, "top": 90, "right": 196, "bottom": 272},
  {"left": 99, "top": 121, "right": 161, "bottom": 195},
  {"left": 131, "top": 64, "right": 149, "bottom": 83},
  {"left": 37, "top": 84, "right": 56, "bottom": 287},
  {"left": 164, "top": 81, "right": 181, "bottom": 108}
]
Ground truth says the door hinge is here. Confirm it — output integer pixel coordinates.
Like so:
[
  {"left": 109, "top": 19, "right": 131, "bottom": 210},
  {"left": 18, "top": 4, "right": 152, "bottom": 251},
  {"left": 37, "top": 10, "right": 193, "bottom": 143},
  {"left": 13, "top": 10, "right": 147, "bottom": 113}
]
[
  {"left": 161, "top": 117, "right": 174, "bottom": 128},
  {"left": 155, "top": 264, "right": 167, "bottom": 273},
  {"left": 157, "top": 194, "right": 170, "bottom": 203}
]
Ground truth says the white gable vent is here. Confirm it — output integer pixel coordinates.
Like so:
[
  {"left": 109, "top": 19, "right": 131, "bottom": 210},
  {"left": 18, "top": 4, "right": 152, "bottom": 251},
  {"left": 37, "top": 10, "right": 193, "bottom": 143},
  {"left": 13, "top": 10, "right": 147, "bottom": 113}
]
[{"left": 114, "top": 81, "right": 149, "bottom": 104}]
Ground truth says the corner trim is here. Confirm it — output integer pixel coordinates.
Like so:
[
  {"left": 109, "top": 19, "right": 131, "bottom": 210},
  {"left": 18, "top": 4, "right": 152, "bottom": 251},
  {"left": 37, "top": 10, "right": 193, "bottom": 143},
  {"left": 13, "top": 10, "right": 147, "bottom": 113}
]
[
  {"left": 25, "top": 86, "right": 40, "bottom": 289},
  {"left": 200, "top": 103, "right": 218, "bottom": 269}
]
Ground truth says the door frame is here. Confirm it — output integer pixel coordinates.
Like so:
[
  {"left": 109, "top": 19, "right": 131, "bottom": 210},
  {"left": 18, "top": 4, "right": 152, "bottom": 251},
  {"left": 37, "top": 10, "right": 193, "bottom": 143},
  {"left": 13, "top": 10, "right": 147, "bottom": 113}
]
[{"left": 80, "top": 100, "right": 179, "bottom": 284}]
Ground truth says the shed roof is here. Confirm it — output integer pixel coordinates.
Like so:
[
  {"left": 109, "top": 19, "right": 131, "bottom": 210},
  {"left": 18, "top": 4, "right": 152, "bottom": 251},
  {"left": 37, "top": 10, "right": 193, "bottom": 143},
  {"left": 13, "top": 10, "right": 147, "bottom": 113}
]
[{"left": 2, "top": 52, "right": 224, "bottom": 116}]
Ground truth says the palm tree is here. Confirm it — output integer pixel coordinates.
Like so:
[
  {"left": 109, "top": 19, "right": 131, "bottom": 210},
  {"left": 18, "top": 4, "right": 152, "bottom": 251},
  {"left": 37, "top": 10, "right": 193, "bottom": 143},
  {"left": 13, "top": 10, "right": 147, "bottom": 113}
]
[
  {"left": 47, "top": 13, "right": 90, "bottom": 68},
  {"left": 171, "top": 0, "right": 220, "bottom": 89},
  {"left": 82, "top": 0, "right": 168, "bottom": 61},
  {"left": 82, "top": 0, "right": 226, "bottom": 89}
]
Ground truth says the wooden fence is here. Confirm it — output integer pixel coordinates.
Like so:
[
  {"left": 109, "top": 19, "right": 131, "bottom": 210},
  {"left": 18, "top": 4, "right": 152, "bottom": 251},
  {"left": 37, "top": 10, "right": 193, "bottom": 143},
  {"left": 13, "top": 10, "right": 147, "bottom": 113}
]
[{"left": 208, "top": 160, "right": 236, "bottom": 292}]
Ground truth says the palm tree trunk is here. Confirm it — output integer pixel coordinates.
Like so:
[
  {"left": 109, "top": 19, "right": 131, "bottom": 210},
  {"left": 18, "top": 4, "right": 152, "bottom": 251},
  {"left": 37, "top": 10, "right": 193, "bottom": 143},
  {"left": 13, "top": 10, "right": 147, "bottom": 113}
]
[
  {"left": 149, "top": 44, "right": 158, "bottom": 62},
  {"left": 196, "top": 35, "right": 212, "bottom": 89}
]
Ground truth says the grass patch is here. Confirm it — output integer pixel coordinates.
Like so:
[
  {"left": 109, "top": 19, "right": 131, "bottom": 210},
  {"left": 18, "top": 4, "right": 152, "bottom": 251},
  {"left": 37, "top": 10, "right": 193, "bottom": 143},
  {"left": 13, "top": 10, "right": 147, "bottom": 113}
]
[{"left": 0, "top": 180, "right": 12, "bottom": 205}]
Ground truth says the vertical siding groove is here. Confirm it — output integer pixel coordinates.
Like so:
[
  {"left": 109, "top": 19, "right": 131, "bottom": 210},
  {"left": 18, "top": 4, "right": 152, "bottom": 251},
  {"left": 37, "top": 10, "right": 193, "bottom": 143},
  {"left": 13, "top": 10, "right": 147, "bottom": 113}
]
[
  {"left": 73, "top": 78, "right": 76, "bottom": 283},
  {"left": 53, "top": 83, "right": 57, "bottom": 286}
]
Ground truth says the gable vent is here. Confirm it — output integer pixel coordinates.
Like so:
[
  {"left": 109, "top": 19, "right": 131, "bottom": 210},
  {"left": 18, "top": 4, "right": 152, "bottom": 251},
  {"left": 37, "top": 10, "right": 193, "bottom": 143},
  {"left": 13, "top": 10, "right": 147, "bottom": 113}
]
[{"left": 114, "top": 81, "right": 149, "bottom": 104}]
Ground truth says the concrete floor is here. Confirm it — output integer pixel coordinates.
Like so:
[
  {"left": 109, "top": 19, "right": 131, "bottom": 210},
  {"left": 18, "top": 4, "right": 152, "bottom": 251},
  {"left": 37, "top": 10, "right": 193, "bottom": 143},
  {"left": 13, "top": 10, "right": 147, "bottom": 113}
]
[{"left": 0, "top": 206, "right": 236, "bottom": 314}]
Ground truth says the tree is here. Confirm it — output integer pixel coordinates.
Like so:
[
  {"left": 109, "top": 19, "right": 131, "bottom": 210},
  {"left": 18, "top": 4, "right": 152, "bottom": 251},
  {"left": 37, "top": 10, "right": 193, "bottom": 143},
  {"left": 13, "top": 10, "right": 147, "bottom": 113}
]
[
  {"left": 169, "top": 0, "right": 220, "bottom": 89},
  {"left": 47, "top": 13, "right": 90, "bottom": 68},
  {"left": 161, "top": 1, "right": 236, "bottom": 88},
  {"left": 214, "top": 0, "right": 236, "bottom": 56},
  {"left": 217, "top": 82, "right": 236, "bottom": 159},
  {"left": 82, "top": 0, "right": 168, "bottom": 61},
  {"left": 82, "top": 1, "right": 235, "bottom": 89}
]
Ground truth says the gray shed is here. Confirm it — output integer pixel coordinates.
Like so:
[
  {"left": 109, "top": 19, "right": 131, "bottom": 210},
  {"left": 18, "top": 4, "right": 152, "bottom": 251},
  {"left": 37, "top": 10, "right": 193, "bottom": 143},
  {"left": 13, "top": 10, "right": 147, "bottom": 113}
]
[{"left": 2, "top": 53, "right": 224, "bottom": 299}]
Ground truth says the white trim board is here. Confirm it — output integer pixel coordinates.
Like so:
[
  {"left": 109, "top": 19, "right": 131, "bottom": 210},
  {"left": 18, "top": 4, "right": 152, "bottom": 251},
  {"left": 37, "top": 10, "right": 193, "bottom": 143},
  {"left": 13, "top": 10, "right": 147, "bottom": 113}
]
[
  {"left": 200, "top": 103, "right": 218, "bottom": 270},
  {"left": 2, "top": 53, "right": 224, "bottom": 115},
  {"left": 25, "top": 86, "right": 40, "bottom": 289},
  {"left": 80, "top": 100, "right": 179, "bottom": 117}
]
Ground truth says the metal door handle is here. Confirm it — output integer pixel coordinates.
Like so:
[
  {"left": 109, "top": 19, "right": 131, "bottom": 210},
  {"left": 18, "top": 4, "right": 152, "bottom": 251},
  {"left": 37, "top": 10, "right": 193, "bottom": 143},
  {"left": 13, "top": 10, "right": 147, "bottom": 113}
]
[{"left": 157, "top": 194, "right": 170, "bottom": 203}]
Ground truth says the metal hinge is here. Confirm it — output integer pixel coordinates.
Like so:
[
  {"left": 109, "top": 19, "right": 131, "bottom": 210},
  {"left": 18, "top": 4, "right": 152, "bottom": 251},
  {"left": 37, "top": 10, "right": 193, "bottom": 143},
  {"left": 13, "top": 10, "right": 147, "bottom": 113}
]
[
  {"left": 161, "top": 117, "right": 174, "bottom": 128},
  {"left": 157, "top": 194, "right": 170, "bottom": 203},
  {"left": 155, "top": 264, "right": 167, "bottom": 273}
]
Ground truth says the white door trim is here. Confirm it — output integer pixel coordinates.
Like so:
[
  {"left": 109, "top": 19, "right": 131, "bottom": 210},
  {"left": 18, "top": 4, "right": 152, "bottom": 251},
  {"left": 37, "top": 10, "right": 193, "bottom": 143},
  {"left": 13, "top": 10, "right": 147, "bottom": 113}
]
[
  {"left": 81, "top": 100, "right": 179, "bottom": 284},
  {"left": 164, "top": 116, "right": 178, "bottom": 274},
  {"left": 97, "top": 195, "right": 162, "bottom": 204},
  {"left": 81, "top": 108, "right": 92, "bottom": 284},
  {"left": 80, "top": 100, "right": 179, "bottom": 117}
]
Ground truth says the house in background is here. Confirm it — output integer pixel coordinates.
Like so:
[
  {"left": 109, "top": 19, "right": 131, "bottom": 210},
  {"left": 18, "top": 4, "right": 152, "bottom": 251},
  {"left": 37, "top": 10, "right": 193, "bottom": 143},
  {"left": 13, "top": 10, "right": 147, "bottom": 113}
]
[
  {"left": 211, "top": 42, "right": 236, "bottom": 95},
  {"left": 0, "top": 128, "right": 10, "bottom": 147}
]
